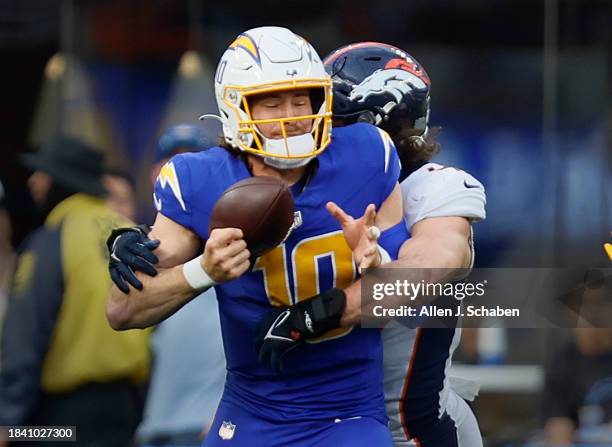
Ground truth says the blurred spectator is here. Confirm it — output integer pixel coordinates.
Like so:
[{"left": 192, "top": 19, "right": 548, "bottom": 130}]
[
  {"left": 103, "top": 170, "right": 137, "bottom": 221},
  {"left": 132, "top": 125, "right": 225, "bottom": 447},
  {"left": 0, "top": 179, "right": 14, "bottom": 319},
  {"left": 542, "top": 281, "right": 612, "bottom": 445},
  {"left": 0, "top": 136, "right": 150, "bottom": 447},
  {"left": 458, "top": 327, "right": 508, "bottom": 366},
  {"left": 457, "top": 328, "right": 479, "bottom": 363},
  {"left": 149, "top": 124, "right": 211, "bottom": 185}
]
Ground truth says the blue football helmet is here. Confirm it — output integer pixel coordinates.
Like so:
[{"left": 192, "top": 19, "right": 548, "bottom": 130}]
[
  {"left": 323, "top": 42, "right": 431, "bottom": 139},
  {"left": 157, "top": 124, "right": 212, "bottom": 162}
]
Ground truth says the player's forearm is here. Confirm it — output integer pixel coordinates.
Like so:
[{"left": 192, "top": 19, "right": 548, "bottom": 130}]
[
  {"left": 107, "top": 265, "right": 199, "bottom": 330},
  {"left": 341, "top": 235, "right": 470, "bottom": 326},
  {"left": 394, "top": 234, "right": 470, "bottom": 277}
]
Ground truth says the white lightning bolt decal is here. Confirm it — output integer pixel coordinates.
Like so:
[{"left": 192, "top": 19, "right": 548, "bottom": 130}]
[
  {"left": 157, "top": 161, "right": 186, "bottom": 211},
  {"left": 377, "top": 128, "right": 393, "bottom": 173}
]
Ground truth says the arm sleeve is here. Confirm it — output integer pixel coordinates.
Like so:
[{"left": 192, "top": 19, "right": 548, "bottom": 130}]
[
  {"left": 153, "top": 155, "right": 193, "bottom": 230},
  {"left": 401, "top": 164, "right": 486, "bottom": 229},
  {"left": 378, "top": 221, "right": 410, "bottom": 261},
  {"left": 0, "top": 227, "right": 63, "bottom": 425}
]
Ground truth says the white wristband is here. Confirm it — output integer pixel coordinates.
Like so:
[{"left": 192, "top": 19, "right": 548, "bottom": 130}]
[
  {"left": 377, "top": 244, "right": 392, "bottom": 265},
  {"left": 182, "top": 255, "right": 217, "bottom": 291}
]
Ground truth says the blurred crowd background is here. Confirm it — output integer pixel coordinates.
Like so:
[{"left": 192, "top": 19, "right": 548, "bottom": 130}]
[{"left": 0, "top": 1, "right": 611, "bottom": 446}]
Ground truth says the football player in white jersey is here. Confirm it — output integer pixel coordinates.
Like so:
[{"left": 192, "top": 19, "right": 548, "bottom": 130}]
[{"left": 323, "top": 42, "right": 486, "bottom": 447}]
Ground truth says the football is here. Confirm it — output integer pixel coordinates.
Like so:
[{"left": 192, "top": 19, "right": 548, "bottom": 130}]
[{"left": 208, "top": 176, "right": 295, "bottom": 257}]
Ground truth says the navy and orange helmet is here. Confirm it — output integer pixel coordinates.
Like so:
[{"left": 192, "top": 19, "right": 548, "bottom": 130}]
[{"left": 323, "top": 42, "right": 431, "bottom": 138}]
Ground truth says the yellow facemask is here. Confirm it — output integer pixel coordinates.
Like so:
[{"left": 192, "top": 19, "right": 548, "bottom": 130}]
[{"left": 221, "top": 78, "right": 333, "bottom": 161}]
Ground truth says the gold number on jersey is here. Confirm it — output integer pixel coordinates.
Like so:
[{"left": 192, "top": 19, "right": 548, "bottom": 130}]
[{"left": 253, "top": 230, "right": 355, "bottom": 342}]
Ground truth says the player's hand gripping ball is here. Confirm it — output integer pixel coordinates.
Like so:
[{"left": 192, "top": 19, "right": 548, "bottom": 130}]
[{"left": 209, "top": 176, "right": 295, "bottom": 258}]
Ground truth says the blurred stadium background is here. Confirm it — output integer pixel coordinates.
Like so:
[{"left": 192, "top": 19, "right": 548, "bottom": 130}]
[{"left": 0, "top": 1, "right": 610, "bottom": 446}]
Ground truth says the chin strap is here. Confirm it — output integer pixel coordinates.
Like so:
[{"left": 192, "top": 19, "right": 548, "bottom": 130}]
[
  {"left": 263, "top": 155, "right": 313, "bottom": 170},
  {"left": 261, "top": 133, "right": 316, "bottom": 169}
]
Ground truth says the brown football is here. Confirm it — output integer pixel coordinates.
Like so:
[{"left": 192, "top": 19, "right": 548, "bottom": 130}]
[{"left": 208, "top": 176, "right": 295, "bottom": 257}]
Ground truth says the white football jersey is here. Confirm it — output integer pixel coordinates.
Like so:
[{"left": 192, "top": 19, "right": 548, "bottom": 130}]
[
  {"left": 401, "top": 162, "right": 486, "bottom": 229},
  {"left": 384, "top": 162, "right": 486, "bottom": 447}
]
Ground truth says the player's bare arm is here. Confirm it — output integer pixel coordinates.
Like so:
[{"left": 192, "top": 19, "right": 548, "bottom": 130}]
[
  {"left": 107, "top": 212, "right": 200, "bottom": 329},
  {"left": 396, "top": 216, "right": 472, "bottom": 269},
  {"left": 106, "top": 212, "right": 249, "bottom": 330},
  {"left": 341, "top": 215, "right": 472, "bottom": 326},
  {"left": 149, "top": 213, "right": 201, "bottom": 267}
]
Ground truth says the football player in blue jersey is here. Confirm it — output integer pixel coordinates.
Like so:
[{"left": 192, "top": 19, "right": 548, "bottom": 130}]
[{"left": 106, "top": 27, "right": 409, "bottom": 446}]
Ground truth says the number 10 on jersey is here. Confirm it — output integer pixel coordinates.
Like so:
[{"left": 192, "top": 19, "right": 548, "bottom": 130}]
[{"left": 253, "top": 231, "right": 355, "bottom": 342}]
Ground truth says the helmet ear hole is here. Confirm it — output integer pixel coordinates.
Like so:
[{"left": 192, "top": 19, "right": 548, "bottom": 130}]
[
  {"left": 356, "top": 111, "right": 377, "bottom": 125},
  {"left": 240, "top": 93, "right": 255, "bottom": 113},
  {"left": 332, "top": 79, "right": 353, "bottom": 97}
]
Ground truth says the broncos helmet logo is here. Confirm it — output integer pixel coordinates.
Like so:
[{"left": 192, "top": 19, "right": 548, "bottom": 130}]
[
  {"left": 347, "top": 68, "right": 430, "bottom": 127},
  {"left": 349, "top": 68, "right": 429, "bottom": 105},
  {"left": 384, "top": 58, "right": 430, "bottom": 85}
]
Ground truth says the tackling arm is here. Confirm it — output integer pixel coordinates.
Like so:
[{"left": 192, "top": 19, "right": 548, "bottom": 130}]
[
  {"left": 341, "top": 216, "right": 472, "bottom": 326},
  {"left": 107, "top": 212, "right": 250, "bottom": 330},
  {"left": 106, "top": 212, "right": 201, "bottom": 330}
]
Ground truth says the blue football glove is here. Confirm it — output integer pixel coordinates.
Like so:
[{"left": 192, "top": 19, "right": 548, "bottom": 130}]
[
  {"left": 107, "top": 225, "right": 160, "bottom": 293},
  {"left": 254, "top": 288, "right": 346, "bottom": 372}
]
